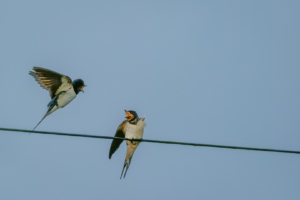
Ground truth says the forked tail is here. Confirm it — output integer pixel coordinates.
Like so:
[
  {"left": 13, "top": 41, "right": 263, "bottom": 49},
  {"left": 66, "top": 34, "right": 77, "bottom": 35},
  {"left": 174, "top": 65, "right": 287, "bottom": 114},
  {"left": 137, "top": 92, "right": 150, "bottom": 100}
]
[{"left": 120, "top": 157, "right": 132, "bottom": 179}]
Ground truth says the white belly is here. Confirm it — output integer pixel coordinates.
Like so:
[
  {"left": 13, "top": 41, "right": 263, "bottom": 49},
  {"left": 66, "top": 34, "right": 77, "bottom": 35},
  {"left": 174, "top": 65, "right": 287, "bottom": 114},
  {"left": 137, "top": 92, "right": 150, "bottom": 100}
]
[
  {"left": 57, "top": 87, "right": 76, "bottom": 108},
  {"left": 125, "top": 120, "right": 146, "bottom": 145}
]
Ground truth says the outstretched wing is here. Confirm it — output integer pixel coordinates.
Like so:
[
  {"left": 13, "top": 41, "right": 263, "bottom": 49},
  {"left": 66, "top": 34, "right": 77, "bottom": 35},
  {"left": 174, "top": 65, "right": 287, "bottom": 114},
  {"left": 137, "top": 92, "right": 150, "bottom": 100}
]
[
  {"left": 29, "top": 67, "right": 72, "bottom": 99},
  {"left": 109, "top": 120, "right": 127, "bottom": 159}
]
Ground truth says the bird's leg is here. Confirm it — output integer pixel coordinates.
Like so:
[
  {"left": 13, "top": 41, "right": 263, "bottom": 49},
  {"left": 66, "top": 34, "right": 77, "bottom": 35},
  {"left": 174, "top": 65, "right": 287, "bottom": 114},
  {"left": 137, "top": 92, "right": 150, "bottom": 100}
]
[{"left": 130, "top": 138, "right": 135, "bottom": 145}]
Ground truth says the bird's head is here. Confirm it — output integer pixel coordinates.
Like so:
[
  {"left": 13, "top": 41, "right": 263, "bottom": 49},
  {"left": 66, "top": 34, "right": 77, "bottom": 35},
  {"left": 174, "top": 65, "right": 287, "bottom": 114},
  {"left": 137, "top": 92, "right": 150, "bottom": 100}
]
[
  {"left": 72, "top": 79, "right": 86, "bottom": 94},
  {"left": 125, "top": 110, "right": 138, "bottom": 122}
]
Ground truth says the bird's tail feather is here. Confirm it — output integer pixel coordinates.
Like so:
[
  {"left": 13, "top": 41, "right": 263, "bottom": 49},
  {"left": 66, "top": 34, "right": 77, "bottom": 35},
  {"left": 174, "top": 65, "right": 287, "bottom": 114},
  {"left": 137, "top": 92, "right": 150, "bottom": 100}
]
[
  {"left": 30, "top": 96, "right": 58, "bottom": 134},
  {"left": 30, "top": 112, "right": 48, "bottom": 134},
  {"left": 120, "top": 157, "right": 132, "bottom": 179}
]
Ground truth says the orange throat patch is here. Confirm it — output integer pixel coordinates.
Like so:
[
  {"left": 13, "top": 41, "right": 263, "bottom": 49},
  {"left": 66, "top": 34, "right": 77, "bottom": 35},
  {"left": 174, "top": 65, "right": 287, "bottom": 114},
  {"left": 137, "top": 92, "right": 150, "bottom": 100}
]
[{"left": 125, "top": 111, "right": 134, "bottom": 121}]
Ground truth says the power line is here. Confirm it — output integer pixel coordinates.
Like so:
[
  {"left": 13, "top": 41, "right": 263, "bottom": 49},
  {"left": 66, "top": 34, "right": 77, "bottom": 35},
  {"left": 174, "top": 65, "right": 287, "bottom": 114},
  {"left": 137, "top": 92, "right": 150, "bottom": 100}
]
[{"left": 1, "top": 127, "right": 299, "bottom": 155}]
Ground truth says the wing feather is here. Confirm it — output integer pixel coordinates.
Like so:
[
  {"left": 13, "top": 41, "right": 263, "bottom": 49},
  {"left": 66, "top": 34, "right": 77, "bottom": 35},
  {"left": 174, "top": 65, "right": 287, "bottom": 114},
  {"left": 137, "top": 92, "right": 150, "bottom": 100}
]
[
  {"left": 109, "top": 120, "right": 127, "bottom": 159},
  {"left": 29, "top": 67, "right": 72, "bottom": 99}
]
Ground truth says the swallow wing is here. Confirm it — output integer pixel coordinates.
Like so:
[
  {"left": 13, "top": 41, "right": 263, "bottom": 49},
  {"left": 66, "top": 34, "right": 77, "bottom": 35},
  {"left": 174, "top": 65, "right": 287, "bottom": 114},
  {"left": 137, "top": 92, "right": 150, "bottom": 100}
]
[
  {"left": 29, "top": 67, "right": 72, "bottom": 99},
  {"left": 109, "top": 120, "right": 127, "bottom": 159}
]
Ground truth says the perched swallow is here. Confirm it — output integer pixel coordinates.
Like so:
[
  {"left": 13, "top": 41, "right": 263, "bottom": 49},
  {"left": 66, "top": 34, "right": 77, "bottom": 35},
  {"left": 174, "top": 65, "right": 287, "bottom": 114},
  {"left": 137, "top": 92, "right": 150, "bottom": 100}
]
[
  {"left": 109, "top": 110, "right": 146, "bottom": 179},
  {"left": 29, "top": 67, "right": 86, "bottom": 131}
]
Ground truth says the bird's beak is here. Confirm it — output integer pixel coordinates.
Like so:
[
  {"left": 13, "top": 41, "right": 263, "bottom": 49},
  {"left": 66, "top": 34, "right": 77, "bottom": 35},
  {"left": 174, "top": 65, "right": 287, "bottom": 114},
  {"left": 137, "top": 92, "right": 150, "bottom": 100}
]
[
  {"left": 81, "top": 85, "right": 87, "bottom": 93},
  {"left": 125, "top": 110, "right": 130, "bottom": 119}
]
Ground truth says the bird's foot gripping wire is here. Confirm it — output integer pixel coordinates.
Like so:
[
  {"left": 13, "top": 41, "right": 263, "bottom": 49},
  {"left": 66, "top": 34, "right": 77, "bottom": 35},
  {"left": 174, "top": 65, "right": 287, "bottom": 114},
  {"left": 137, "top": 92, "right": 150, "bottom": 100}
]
[{"left": 130, "top": 138, "right": 136, "bottom": 145}]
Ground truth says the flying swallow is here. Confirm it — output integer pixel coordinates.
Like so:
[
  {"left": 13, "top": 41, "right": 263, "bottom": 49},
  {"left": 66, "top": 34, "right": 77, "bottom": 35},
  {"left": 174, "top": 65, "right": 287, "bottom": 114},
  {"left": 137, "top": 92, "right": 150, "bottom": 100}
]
[
  {"left": 29, "top": 67, "right": 86, "bottom": 131},
  {"left": 109, "top": 110, "right": 146, "bottom": 179}
]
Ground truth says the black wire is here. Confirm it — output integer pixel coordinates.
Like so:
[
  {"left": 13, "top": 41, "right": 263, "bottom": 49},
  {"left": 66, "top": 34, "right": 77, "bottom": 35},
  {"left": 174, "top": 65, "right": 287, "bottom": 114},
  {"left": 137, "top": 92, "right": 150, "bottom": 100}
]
[{"left": 1, "top": 127, "right": 299, "bottom": 155}]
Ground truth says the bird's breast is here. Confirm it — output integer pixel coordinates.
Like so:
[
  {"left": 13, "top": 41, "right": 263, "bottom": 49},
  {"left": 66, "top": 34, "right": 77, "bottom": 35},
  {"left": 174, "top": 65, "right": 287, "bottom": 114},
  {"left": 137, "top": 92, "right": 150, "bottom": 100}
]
[
  {"left": 125, "top": 120, "right": 146, "bottom": 140},
  {"left": 57, "top": 87, "right": 76, "bottom": 108}
]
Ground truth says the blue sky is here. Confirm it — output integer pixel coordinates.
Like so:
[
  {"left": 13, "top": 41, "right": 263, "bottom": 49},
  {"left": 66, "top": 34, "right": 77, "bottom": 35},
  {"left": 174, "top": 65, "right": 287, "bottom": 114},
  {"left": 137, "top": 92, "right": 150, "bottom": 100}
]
[{"left": 1, "top": 1, "right": 300, "bottom": 199}]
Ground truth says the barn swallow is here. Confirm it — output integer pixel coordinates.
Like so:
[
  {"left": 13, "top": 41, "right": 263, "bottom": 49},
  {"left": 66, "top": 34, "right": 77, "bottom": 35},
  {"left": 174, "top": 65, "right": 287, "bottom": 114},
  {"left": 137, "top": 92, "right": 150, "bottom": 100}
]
[
  {"left": 109, "top": 110, "right": 146, "bottom": 179},
  {"left": 29, "top": 67, "right": 86, "bottom": 131}
]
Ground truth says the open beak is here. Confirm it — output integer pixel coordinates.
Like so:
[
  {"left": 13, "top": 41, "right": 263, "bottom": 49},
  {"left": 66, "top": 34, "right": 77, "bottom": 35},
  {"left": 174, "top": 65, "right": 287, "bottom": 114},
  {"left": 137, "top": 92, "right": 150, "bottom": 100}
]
[
  {"left": 81, "top": 85, "right": 87, "bottom": 93},
  {"left": 124, "top": 110, "right": 130, "bottom": 119}
]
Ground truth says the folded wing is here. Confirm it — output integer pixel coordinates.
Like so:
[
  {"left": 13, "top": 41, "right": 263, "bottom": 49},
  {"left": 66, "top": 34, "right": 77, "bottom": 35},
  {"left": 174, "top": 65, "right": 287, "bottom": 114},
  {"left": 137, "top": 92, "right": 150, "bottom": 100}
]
[{"left": 109, "top": 120, "right": 127, "bottom": 159}]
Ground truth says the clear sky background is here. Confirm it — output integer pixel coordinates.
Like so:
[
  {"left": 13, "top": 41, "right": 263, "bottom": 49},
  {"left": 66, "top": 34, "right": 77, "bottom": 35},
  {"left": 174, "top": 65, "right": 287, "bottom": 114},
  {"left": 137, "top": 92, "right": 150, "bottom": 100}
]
[{"left": 1, "top": 1, "right": 300, "bottom": 199}]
